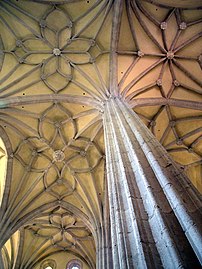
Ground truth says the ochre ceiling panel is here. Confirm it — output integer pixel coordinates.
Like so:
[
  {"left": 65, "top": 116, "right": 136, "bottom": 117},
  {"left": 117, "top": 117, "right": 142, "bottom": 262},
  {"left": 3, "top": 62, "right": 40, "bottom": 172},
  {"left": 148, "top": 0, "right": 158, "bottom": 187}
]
[
  {"left": 118, "top": 0, "right": 202, "bottom": 191},
  {"left": 0, "top": 0, "right": 201, "bottom": 268}
]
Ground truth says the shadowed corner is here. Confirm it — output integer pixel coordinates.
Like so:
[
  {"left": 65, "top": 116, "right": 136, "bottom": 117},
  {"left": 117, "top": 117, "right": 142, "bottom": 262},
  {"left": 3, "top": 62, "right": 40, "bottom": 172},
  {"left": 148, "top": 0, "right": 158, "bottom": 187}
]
[{"left": 0, "top": 35, "right": 4, "bottom": 72}]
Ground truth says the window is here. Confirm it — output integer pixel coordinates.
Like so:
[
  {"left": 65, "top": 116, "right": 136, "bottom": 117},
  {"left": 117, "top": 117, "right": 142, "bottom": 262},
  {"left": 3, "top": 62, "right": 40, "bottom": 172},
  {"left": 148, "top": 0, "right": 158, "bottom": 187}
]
[
  {"left": 66, "top": 259, "right": 82, "bottom": 269},
  {"left": 40, "top": 259, "right": 56, "bottom": 269}
]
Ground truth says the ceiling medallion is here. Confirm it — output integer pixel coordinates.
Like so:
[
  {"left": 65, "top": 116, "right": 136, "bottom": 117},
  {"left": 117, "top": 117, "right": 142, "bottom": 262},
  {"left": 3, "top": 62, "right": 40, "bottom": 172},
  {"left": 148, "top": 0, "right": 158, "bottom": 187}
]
[
  {"left": 160, "top": 21, "right": 167, "bottom": 30},
  {"left": 179, "top": 22, "right": 187, "bottom": 30},
  {"left": 53, "top": 150, "right": 65, "bottom": 162},
  {"left": 53, "top": 48, "right": 62, "bottom": 56},
  {"left": 167, "top": 51, "right": 174, "bottom": 59}
]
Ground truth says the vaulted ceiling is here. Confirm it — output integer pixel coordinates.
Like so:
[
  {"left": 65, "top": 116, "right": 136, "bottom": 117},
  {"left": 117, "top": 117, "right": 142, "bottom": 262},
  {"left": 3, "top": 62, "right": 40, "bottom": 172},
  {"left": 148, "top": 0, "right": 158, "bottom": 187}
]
[{"left": 0, "top": 0, "right": 201, "bottom": 268}]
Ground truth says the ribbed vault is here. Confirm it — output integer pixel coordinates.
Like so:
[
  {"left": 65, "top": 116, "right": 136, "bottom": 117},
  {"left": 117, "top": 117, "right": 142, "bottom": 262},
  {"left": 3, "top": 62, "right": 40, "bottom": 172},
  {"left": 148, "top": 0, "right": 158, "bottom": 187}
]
[{"left": 0, "top": 0, "right": 201, "bottom": 268}]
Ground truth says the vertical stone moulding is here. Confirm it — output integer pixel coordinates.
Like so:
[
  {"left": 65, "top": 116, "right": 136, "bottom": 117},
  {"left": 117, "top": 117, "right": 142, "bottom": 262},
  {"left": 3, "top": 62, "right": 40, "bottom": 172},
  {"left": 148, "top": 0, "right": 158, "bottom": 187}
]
[{"left": 103, "top": 97, "right": 202, "bottom": 268}]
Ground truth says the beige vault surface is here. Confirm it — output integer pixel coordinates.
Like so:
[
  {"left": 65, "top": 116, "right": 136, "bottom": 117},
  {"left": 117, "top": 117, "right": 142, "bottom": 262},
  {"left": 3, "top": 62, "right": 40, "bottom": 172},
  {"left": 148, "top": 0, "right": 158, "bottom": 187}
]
[{"left": 0, "top": 0, "right": 201, "bottom": 268}]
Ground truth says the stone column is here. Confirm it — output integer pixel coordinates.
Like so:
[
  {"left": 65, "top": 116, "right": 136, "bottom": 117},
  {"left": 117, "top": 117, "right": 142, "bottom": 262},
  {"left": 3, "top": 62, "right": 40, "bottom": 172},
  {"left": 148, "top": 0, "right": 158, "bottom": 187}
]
[
  {"left": 97, "top": 177, "right": 113, "bottom": 269},
  {"left": 103, "top": 97, "right": 202, "bottom": 269}
]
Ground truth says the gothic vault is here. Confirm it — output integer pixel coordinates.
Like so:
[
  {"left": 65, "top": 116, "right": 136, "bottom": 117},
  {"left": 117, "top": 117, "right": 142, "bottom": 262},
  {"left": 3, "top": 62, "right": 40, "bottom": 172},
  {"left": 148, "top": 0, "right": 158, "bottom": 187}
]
[{"left": 0, "top": 0, "right": 201, "bottom": 268}]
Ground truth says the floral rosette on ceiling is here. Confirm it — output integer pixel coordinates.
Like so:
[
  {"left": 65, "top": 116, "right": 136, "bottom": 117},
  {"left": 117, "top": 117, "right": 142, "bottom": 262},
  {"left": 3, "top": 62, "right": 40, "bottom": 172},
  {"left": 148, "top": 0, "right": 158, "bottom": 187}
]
[
  {"left": 11, "top": 6, "right": 102, "bottom": 93},
  {"left": 13, "top": 103, "right": 103, "bottom": 200}
]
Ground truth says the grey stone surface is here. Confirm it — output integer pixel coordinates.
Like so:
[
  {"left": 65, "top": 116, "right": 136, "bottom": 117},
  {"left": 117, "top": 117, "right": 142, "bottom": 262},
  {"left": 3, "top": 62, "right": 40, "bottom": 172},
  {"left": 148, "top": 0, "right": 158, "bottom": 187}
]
[{"left": 103, "top": 97, "right": 202, "bottom": 269}]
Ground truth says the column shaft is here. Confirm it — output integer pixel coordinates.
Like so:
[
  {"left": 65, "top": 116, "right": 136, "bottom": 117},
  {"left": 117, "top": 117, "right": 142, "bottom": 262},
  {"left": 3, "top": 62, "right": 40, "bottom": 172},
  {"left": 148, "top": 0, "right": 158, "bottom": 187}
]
[{"left": 103, "top": 97, "right": 202, "bottom": 268}]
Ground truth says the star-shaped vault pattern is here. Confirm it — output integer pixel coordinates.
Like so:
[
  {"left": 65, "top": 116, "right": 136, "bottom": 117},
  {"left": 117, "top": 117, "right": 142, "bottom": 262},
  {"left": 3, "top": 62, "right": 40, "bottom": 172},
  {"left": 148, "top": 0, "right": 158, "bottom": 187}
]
[{"left": 0, "top": 0, "right": 201, "bottom": 268}]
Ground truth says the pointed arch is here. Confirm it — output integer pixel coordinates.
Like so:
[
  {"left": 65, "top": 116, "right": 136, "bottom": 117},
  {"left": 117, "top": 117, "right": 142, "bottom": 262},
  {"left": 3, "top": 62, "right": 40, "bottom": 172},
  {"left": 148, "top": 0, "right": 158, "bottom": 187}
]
[{"left": 0, "top": 126, "right": 13, "bottom": 211}]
